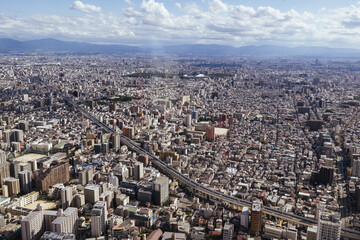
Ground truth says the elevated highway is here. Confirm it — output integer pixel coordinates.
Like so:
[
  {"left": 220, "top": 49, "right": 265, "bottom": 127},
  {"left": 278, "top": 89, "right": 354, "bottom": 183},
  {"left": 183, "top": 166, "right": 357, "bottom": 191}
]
[{"left": 61, "top": 94, "right": 360, "bottom": 239}]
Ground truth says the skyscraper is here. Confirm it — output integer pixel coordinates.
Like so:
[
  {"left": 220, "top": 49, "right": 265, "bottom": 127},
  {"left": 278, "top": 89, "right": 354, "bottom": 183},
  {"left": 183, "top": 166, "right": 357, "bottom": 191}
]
[
  {"left": 250, "top": 199, "right": 263, "bottom": 236},
  {"left": 4, "top": 177, "right": 20, "bottom": 196},
  {"left": 0, "top": 150, "right": 6, "bottom": 163},
  {"left": 134, "top": 162, "right": 144, "bottom": 181},
  {"left": 91, "top": 201, "right": 107, "bottom": 237},
  {"left": 241, "top": 206, "right": 249, "bottom": 229},
  {"left": 152, "top": 176, "right": 169, "bottom": 205},
  {"left": 18, "top": 170, "right": 32, "bottom": 194},
  {"left": 112, "top": 133, "right": 120, "bottom": 152}
]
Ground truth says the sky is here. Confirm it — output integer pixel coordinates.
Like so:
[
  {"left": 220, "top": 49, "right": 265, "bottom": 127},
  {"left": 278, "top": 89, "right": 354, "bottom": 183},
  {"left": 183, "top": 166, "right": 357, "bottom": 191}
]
[{"left": 1, "top": 0, "right": 360, "bottom": 48}]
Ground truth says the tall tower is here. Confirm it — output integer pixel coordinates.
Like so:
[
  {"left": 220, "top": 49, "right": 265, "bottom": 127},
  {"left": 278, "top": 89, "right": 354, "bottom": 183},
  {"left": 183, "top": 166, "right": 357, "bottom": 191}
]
[
  {"left": 152, "top": 176, "right": 169, "bottom": 205},
  {"left": 250, "top": 199, "right": 263, "bottom": 236},
  {"left": 134, "top": 162, "right": 144, "bottom": 180},
  {"left": 18, "top": 170, "right": 32, "bottom": 194},
  {"left": 91, "top": 201, "right": 107, "bottom": 237}
]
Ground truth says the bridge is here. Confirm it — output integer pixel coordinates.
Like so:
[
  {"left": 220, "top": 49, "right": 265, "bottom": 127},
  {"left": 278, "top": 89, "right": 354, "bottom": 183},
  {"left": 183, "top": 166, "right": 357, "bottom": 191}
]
[{"left": 61, "top": 94, "right": 360, "bottom": 239}]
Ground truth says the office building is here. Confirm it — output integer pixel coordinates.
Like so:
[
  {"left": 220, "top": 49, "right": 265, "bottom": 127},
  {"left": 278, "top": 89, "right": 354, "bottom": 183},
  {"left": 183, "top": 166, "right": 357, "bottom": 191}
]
[
  {"left": 134, "top": 162, "right": 144, "bottom": 180},
  {"left": 138, "top": 155, "right": 149, "bottom": 166},
  {"left": 18, "top": 170, "right": 33, "bottom": 194},
  {"left": 138, "top": 188, "right": 152, "bottom": 203},
  {"left": 122, "top": 126, "right": 134, "bottom": 139},
  {"left": 241, "top": 207, "right": 249, "bottom": 229},
  {"left": 223, "top": 223, "right": 234, "bottom": 240},
  {"left": 84, "top": 185, "right": 100, "bottom": 204},
  {"left": 91, "top": 201, "right": 107, "bottom": 237},
  {"left": 184, "top": 114, "right": 192, "bottom": 127},
  {"left": 0, "top": 162, "right": 10, "bottom": 186},
  {"left": 112, "top": 134, "right": 120, "bottom": 152},
  {"left": 0, "top": 150, "right": 6, "bottom": 163},
  {"left": 250, "top": 199, "right": 263, "bottom": 236},
  {"left": 4, "top": 177, "right": 20, "bottom": 196},
  {"left": 109, "top": 172, "right": 119, "bottom": 188},
  {"left": 152, "top": 176, "right": 169, "bottom": 205}
]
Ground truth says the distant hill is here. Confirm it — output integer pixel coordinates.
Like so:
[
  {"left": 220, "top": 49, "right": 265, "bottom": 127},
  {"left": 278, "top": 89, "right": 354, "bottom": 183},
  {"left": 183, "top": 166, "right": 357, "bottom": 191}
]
[{"left": 0, "top": 38, "right": 359, "bottom": 57}]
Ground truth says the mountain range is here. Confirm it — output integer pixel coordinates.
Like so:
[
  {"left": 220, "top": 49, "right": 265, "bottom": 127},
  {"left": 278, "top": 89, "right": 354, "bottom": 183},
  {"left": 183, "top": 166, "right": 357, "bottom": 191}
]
[{"left": 0, "top": 38, "right": 360, "bottom": 58}]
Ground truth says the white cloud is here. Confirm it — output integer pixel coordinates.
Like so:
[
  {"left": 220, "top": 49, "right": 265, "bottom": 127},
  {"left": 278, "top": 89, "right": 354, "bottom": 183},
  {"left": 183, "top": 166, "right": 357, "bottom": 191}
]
[
  {"left": 70, "top": 1, "right": 101, "bottom": 13},
  {"left": 209, "top": 0, "right": 228, "bottom": 13},
  {"left": 1, "top": 1, "right": 360, "bottom": 48},
  {"left": 124, "top": 0, "right": 134, "bottom": 6}
]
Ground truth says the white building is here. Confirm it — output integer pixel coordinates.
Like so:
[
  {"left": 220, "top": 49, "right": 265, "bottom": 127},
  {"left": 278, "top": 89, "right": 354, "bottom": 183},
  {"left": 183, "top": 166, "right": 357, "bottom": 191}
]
[
  {"left": 91, "top": 201, "right": 107, "bottom": 237},
  {"left": 317, "top": 211, "right": 341, "bottom": 240}
]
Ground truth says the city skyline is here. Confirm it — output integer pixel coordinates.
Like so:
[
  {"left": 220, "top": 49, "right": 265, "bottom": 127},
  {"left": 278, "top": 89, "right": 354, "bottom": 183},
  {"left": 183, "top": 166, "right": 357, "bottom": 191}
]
[{"left": 1, "top": 0, "right": 360, "bottom": 48}]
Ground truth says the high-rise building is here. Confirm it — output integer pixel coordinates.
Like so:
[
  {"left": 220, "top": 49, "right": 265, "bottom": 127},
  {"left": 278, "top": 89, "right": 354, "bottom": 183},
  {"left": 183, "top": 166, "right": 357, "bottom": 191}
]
[
  {"left": 206, "top": 127, "right": 215, "bottom": 142},
  {"left": 21, "top": 204, "right": 44, "bottom": 240},
  {"left": 18, "top": 121, "right": 29, "bottom": 131},
  {"left": 18, "top": 170, "right": 33, "bottom": 194},
  {"left": 2, "top": 185, "right": 8, "bottom": 197},
  {"left": 250, "top": 199, "right": 263, "bottom": 236},
  {"left": 184, "top": 114, "right": 192, "bottom": 127},
  {"left": 122, "top": 126, "right": 134, "bottom": 139},
  {"left": 51, "top": 208, "right": 78, "bottom": 234},
  {"left": 109, "top": 172, "right": 119, "bottom": 188},
  {"left": 138, "top": 155, "right": 149, "bottom": 166},
  {"left": 112, "top": 134, "right": 120, "bottom": 152},
  {"left": 356, "top": 183, "right": 360, "bottom": 211},
  {"left": 14, "top": 129, "right": 24, "bottom": 143},
  {"left": 91, "top": 201, "right": 107, "bottom": 237},
  {"left": 84, "top": 185, "right": 100, "bottom": 204},
  {"left": 73, "top": 194, "right": 85, "bottom": 208},
  {"left": 0, "top": 162, "right": 10, "bottom": 186},
  {"left": 36, "top": 162, "right": 70, "bottom": 191},
  {"left": 79, "top": 167, "right": 93, "bottom": 185},
  {"left": 3, "top": 130, "right": 11, "bottom": 144},
  {"left": 109, "top": 103, "right": 116, "bottom": 112},
  {"left": 317, "top": 211, "right": 341, "bottom": 240},
  {"left": 241, "top": 207, "right": 249, "bottom": 229},
  {"left": 152, "top": 176, "right": 169, "bottom": 205},
  {"left": 223, "top": 223, "right": 234, "bottom": 240},
  {"left": 134, "top": 162, "right": 144, "bottom": 181},
  {"left": 102, "top": 143, "right": 109, "bottom": 154},
  {"left": 10, "top": 160, "right": 21, "bottom": 178},
  {"left": 61, "top": 186, "right": 73, "bottom": 209},
  {"left": 307, "top": 226, "right": 318, "bottom": 240},
  {"left": 0, "top": 150, "right": 6, "bottom": 164},
  {"left": 4, "top": 177, "right": 20, "bottom": 196},
  {"left": 0, "top": 214, "right": 5, "bottom": 229}
]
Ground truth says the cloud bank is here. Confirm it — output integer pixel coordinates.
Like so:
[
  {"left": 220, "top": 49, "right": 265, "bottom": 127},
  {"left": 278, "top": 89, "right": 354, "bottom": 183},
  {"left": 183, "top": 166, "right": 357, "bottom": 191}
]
[{"left": 0, "top": 0, "right": 360, "bottom": 48}]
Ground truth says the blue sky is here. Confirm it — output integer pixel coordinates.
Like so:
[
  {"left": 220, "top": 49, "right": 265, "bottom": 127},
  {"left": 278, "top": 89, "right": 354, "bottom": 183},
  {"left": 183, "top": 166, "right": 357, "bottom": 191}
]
[{"left": 1, "top": 0, "right": 360, "bottom": 47}]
